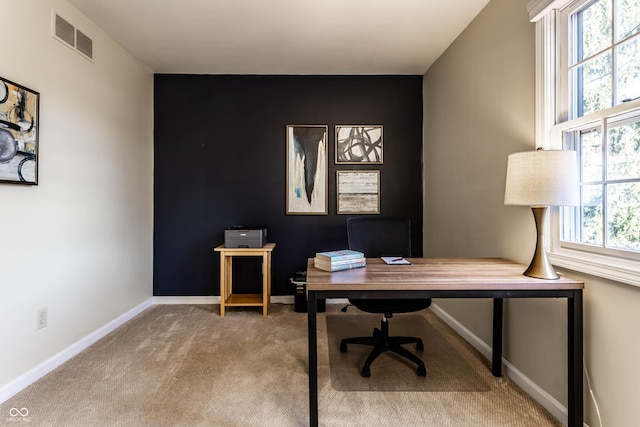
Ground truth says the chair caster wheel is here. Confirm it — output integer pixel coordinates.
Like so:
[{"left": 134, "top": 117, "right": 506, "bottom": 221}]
[
  {"left": 340, "top": 342, "right": 347, "bottom": 352},
  {"left": 362, "top": 366, "right": 371, "bottom": 377},
  {"left": 416, "top": 340, "right": 424, "bottom": 351},
  {"left": 417, "top": 364, "right": 427, "bottom": 377}
]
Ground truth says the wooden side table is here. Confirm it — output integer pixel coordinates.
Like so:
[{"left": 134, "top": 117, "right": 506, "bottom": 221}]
[{"left": 214, "top": 243, "right": 276, "bottom": 316}]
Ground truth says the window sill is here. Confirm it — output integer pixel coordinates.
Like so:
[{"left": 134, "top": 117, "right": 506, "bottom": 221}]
[{"left": 548, "top": 249, "right": 640, "bottom": 288}]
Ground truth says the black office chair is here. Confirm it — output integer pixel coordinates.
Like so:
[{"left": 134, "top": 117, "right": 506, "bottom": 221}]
[{"left": 340, "top": 217, "right": 431, "bottom": 377}]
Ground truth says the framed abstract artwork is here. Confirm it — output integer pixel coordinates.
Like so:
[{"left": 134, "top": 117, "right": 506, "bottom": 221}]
[
  {"left": 336, "top": 170, "right": 380, "bottom": 214},
  {"left": 286, "top": 125, "right": 328, "bottom": 214},
  {"left": 0, "top": 76, "right": 39, "bottom": 185},
  {"left": 335, "top": 125, "right": 383, "bottom": 164}
]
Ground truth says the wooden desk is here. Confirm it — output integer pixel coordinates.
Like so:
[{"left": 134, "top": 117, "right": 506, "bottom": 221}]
[
  {"left": 214, "top": 243, "right": 275, "bottom": 316},
  {"left": 306, "top": 258, "right": 584, "bottom": 427}
]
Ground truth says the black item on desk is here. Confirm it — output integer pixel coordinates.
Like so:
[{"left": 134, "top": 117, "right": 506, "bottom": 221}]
[{"left": 291, "top": 271, "right": 325, "bottom": 313}]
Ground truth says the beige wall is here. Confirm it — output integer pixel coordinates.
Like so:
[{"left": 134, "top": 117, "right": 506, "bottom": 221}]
[
  {"left": 424, "top": 0, "right": 640, "bottom": 425},
  {"left": 0, "top": 0, "right": 153, "bottom": 392}
]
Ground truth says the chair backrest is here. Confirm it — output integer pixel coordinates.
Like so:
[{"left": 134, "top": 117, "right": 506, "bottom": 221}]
[{"left": 346, "top": 218, "right": 411, "bottom": 258}]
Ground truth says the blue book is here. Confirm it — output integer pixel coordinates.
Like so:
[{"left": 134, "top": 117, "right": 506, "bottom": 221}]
[{"left": 315, "top": 249, "right": 365, "bottom": 262}]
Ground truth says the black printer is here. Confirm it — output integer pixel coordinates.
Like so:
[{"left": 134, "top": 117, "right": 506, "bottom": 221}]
[{"left": 224, "top": 226, "right": 267, "bottom": 248}]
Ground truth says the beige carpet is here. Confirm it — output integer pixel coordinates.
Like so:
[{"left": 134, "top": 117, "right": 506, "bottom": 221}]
[
  {"left": 0, "top": 304, "right": 561, "bottom": 427},
  {"left": 326, "top": 314, "right": 489, "bottom": 392}
]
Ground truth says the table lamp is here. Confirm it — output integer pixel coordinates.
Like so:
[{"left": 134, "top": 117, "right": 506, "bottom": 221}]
[{"left": 504, "top": 149, "right": 579, "bottom": 279}]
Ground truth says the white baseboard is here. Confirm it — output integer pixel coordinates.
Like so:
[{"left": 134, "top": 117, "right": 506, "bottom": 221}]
[
  {"left": 152, "top": 295, "right": 295, "bottom": 305},
  {"left": 153, "top": 295, "right": 219, "bottom": 305},
  {"left": 429, "top": 303, "right": 570, "bottom": 426},
  {"left": 0, "top": 298, "right": 153, "bottom": 404},
  {"left": 152, "top": 295, "right": 350, "bottom": 306}
]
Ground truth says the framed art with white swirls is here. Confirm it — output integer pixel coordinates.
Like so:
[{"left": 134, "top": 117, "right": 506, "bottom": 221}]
[{"left": 0, "top": 76, "right": 39, "bottom": 185}]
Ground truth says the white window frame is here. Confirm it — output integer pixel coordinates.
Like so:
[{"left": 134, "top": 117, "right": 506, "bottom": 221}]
[{"left": 529, "top": 0, "right": 640, "bottom": 287}]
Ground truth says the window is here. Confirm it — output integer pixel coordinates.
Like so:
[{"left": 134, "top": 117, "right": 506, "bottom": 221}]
[
  {"left": 558, "top": 112, "right": 640, "bottom": 256},
  {"left": 532, "top": 0, "right": 640, "bottom": 286},
  {"left": 560, "top": 0, "right": 640, "bottom": 119}
]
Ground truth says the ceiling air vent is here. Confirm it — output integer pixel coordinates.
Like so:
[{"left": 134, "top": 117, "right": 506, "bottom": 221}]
[{"left": 52, "top": 12, "right": 94, "bottom": 61}]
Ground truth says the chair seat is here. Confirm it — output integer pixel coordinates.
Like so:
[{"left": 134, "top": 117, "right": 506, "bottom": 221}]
[{"left": 350, "top": 298, "right": 431, "bottom": 315}]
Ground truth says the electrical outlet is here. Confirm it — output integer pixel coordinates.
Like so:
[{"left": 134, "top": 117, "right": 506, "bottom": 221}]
[{"left": 36, "top": 307, "right": 48, "bottom": 330}]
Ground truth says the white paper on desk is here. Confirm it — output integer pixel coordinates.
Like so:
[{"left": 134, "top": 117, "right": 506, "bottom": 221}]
[{"left": 381, "top": 256, "right": 411, "bottom": 265}]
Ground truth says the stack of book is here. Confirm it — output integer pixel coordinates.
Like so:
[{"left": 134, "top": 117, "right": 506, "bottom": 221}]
[{"left": 314, "top": 249, "right": 366, "bottom": 272}]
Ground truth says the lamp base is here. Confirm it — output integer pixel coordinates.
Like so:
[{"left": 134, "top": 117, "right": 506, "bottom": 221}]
[{"left": 523, "top": 206, "right": 559, "bottom": 280}]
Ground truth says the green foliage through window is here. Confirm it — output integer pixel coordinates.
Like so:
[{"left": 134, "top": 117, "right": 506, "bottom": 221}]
[
  {"left": 570, "top": 0, "right": 640, "bottom": 117},
  {"left": 561, "top": 1, "right": 640, "bottom": 255}
]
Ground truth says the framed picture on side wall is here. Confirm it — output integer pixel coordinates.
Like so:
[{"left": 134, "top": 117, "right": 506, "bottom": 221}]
[
  {"left": 286, "top": 125, "right": 328, "bottom": 214},
  {"left": 336, "top": 170, "right": 380, "bottom": 214},
  {"left": 335, "top": 125, "right": 383, "bottom": 164},
  {"left": 0, "top": 76, "right": 39, "bottom": 185}
]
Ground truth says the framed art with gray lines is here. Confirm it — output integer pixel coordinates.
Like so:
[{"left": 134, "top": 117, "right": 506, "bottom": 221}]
[
  {"left": 286, "top": 125, "right": 328, "bottom": 214},
  {"left": 336, "top": 170, "right": 380, "bottom": 214},
  {"left": 335, "top": 125, "right": 383, "bottom": 164},
  {"left": 0, "top": 76, "right": 39, "bottom": 185}
]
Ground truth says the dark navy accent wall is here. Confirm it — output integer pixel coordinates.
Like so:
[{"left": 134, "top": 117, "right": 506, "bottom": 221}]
[{"left": 154, "top": 75, "right": 423, "bottom": 296}]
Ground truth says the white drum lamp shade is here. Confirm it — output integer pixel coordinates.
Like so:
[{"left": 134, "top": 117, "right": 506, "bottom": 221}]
[{"left": 504, "top": 149, "right": 579, "bottom": 279}]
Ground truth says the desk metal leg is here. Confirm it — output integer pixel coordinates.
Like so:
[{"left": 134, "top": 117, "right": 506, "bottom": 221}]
[
  {"left": 492, "top": 298, "right": 503, "bottom": 377},
  {"left": 308, "top": 291, "right": 318, "bottom": 427},
  {"left": 568, "top": 290, "right": 584, "bottom": 427}
]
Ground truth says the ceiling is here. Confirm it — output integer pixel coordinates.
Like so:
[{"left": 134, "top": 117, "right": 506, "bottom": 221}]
[{"left": 68, "top": 0, "right": 491, "bottom": 75}]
